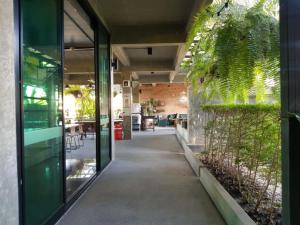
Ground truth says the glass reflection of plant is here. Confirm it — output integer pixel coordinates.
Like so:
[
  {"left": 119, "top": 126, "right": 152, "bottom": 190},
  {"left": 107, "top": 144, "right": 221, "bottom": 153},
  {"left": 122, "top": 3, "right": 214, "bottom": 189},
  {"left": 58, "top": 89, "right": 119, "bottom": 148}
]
[
  {"left": 23, "top": 47, "right": 62, "bottom": 129},
  {"left": 65, "top": 85, "right": 95, "bottom": 120}
]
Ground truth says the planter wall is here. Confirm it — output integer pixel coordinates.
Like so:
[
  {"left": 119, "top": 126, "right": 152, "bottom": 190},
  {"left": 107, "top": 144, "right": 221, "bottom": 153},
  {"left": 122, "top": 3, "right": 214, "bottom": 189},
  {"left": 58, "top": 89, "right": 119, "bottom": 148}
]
[
  {"left": 175, "top": 128, "right": 201, "bottom": 176},
  {"left": 176, "top": 127, "right": 256, "bottom": 225}
]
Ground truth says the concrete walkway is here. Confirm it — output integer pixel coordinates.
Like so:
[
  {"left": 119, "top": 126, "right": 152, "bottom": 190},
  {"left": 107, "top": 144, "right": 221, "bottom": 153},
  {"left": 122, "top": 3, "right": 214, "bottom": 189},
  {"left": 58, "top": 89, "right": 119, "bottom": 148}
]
[{"left": 57, "top": 128, "right": 226, "bottom": 225}]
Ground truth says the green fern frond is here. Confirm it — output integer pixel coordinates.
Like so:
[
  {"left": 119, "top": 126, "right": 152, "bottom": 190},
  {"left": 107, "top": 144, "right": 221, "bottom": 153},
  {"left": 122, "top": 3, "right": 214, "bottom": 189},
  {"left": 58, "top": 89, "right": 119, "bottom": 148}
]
[{"left": 186, "top": 0, "right": 279, "bottom": 104}]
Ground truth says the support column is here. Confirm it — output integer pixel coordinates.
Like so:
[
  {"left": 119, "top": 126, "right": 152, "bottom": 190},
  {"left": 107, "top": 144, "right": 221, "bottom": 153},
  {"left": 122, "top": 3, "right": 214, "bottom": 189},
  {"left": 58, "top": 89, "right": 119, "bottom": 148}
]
[
  {"left": 122, "top": 72, "right": 132, "bottom": 140},
  {"left": 0, "top": 0, "right": 20, "bottom": 224},
  {"left": 132, "top": 82, "right": 140, "bottom": 104}
]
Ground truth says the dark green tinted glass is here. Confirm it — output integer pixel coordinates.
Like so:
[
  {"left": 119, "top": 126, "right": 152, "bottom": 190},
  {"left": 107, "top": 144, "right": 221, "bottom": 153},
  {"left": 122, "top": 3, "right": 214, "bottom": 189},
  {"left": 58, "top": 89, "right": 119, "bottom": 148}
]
[
  {"left": 98, "top": 26, "right": 111, "bottom": 169},
  {"left": 21, "top": 0, "right": 63, "bottom": 224}
]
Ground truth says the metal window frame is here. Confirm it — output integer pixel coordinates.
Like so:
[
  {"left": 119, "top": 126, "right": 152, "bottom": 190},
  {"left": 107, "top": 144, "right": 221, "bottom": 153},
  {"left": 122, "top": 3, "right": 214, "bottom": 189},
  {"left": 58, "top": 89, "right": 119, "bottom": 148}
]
[{"left": 280, "top": 0, "right": 300, "bottom": 225}]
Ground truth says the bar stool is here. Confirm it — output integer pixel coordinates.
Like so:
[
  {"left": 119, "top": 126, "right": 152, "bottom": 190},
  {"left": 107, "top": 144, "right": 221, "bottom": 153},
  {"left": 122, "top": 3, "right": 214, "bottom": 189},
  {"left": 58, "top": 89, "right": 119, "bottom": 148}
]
[
  {"left": 78, "top": 124, "right": 85, "bottom": 147},
  {"left": 65, "top": 127, "right": 79, "bottom": 150}
]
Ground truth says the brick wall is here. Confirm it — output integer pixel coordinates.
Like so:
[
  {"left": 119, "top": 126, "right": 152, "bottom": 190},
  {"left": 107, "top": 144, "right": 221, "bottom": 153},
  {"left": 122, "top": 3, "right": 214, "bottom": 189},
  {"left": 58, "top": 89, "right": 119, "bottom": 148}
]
[{"left": 140, "top": 83, "right": 188, "bottom": 115}]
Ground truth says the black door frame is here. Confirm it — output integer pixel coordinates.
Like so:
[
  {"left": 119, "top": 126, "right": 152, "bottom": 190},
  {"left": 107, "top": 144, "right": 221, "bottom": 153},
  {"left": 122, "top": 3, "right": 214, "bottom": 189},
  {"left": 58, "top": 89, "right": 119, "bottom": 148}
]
[
  {"left": 78, "top": 0, "right": 113, "bottom": 170},
  {"left": 14, "top": 0, "right": 112, "bottom": 224},
  {"left": 280, "top": 0, "right": 300, "bottom": 225}
]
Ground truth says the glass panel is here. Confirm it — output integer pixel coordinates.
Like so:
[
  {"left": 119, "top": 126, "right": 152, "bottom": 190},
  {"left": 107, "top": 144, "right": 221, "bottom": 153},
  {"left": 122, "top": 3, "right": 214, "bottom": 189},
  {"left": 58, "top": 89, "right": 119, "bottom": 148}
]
[
  {"left": 63, "top": 11, "right": 96, "bottom": 199},
  {"left": 21, "top": 0, "right": 63, "bottom": 224},
  {"left": 98, "top": 25, "right": 111, "bottom": 169}
]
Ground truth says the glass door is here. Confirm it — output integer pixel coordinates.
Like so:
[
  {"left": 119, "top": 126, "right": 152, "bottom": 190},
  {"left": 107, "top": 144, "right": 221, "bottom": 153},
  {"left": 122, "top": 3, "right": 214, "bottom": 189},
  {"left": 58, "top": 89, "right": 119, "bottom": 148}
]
[
  {"left": 63, "top": 3, "right": 97, "bottom": 199},
  {"left": 98, "top": 25, "right": 111, "bottom": 169},
  {"left": 21, "top": 0, "right": 64, "bottom": 224}
]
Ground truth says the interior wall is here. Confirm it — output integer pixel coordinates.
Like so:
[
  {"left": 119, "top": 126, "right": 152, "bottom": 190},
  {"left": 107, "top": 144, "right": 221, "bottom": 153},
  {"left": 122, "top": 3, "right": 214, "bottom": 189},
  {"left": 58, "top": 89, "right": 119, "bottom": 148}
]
[
  {"left": 140, "top": 83, "right": 188, "bottom": 115},
  {"left": 0, "top": 0, "right": 19, "bottom": 224}
]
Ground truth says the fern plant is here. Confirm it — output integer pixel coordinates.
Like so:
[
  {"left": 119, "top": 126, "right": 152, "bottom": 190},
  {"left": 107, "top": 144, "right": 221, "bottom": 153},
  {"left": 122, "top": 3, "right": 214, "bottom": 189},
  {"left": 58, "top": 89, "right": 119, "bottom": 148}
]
[{"left": 185, "top": 0, "right": 280, "bottom": 104}]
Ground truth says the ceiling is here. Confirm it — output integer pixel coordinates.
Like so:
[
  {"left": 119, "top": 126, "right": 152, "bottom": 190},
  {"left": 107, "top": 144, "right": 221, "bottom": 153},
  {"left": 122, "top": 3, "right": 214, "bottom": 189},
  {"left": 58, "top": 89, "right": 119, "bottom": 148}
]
[
  {"left": 64, "top": 14, "right": 93, "bottom": 48},
  {"left": 63, "top": 0, "right": 212, "bottom": 84},
  {"left": 64, "top": 0, "right": 95, "bottom": 85},
  {"left": 124, "top": 46, "right": 178, "bottom": 63},
  {"left": 64, "top": 0, "right": 94, "bottom": 48},
  {"left": 88, "top": 0, "right": 212, "bottom": 84},
  {"left": 92, "top": 0, "right": 196, "bottom": 27}
]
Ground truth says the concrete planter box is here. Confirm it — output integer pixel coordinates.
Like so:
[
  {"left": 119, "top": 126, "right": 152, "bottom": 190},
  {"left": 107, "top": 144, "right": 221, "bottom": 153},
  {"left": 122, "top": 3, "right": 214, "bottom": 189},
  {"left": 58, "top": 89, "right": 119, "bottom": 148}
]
[
  {"left": 199, "top": 166, "right": 256, "bottom": 225},
  {"left": 175, "top": 129, "right": 202, "bottom": 176},
  {"left": 175, "top": 128, "right": 256, "bottom": 225}
]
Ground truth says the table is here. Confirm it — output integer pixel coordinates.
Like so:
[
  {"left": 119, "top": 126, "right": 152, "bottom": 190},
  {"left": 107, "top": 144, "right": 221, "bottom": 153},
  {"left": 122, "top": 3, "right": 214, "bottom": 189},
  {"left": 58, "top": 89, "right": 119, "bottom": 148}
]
[{"left": 141, "top": 116, "right": 155, "bottom": 131}]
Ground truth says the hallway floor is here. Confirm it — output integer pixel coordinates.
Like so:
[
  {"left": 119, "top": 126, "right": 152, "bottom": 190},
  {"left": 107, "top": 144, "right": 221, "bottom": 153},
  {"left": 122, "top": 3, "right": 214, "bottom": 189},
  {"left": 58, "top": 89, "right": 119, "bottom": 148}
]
[{"left": 57, "top": 128, "right": 226, "bottom": 225}]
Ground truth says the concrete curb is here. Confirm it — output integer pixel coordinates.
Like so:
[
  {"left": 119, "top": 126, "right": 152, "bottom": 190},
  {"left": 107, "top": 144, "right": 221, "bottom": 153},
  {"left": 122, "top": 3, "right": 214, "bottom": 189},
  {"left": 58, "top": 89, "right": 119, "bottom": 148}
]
[
  {"left": 175, "top": 128, "right": 256, "bottom": 225},
  {"left": 175, "top": 129, "right": 202, "bottom": 176}
]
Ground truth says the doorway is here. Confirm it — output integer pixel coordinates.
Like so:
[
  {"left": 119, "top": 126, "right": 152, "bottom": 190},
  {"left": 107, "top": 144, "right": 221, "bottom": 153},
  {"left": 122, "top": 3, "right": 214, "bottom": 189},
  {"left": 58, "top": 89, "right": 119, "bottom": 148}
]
[
  {"left": 18, "top": 0, "right": 112, "bottom": 224},
  {"left": 63, "top": 1, "right": 97, "bottom": 200}
]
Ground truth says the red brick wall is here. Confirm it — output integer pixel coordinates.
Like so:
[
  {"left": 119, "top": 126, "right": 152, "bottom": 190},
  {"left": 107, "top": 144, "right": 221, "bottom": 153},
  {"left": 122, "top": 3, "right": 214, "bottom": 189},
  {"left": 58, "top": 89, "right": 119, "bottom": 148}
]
[{"left": 140, "top": 83, "right": 188, "bottom": 115}]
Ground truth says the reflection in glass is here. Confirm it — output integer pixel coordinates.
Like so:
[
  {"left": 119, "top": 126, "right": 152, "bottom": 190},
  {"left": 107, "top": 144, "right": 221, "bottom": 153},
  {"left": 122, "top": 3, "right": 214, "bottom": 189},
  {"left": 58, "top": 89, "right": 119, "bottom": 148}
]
[
  {"left": 22, "top": 0, "right": 63, "bottom": 224},
  {"left": 63, "top": 11, "right": 96, "bottom": 199},
  {"left": 98, "top": 25, "right": 111, "bottom": 169}
]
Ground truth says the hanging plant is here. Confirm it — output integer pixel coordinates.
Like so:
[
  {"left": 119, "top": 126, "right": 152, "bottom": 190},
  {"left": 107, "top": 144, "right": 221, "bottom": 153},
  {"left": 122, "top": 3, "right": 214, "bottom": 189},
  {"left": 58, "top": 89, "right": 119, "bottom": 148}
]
[{"left": 185, "top": 0, "right": 280, "bottom": 104}]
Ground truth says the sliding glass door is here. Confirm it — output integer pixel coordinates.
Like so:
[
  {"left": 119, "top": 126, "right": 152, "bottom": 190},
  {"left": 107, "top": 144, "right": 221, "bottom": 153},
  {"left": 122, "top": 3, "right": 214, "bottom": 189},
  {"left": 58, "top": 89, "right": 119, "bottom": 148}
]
[
  {"left": 21, "top": 0, "right": 63, "bottom": 224},
  {"left": 20, "top": 0, "right": 111, "bottom": 224},
  {"left": 63, "top": 8, "right": 97, "bottom": 199},
  {"left": 98, "top": 25, "right": 111, "bottom": 169}
]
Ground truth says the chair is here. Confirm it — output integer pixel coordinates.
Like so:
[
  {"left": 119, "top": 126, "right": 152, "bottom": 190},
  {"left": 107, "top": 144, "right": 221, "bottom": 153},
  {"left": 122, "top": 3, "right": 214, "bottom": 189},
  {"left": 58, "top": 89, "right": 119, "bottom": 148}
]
[
  {"left": 167, "top": 114, "right": 178, "bottom": 126},
  {"left": 78, "top": 125, "right": 85, "bottom": 146},
  {"left": 65, "top": 127, "right": 80, "bottom": 150},
  {"left": 158, "top": 118, "right": 168, "bottom": 127},
  {"left": 132, "top": 114, "right": 141, "bottom": 131}
]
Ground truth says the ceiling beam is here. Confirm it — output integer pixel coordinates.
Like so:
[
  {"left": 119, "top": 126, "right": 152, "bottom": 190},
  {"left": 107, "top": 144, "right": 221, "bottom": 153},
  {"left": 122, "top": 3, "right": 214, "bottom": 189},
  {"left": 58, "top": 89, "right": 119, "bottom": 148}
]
[
  {"left": 138, "top": 75, "right": 170, "bottom": 84},
  {"left": 120, "top": 65, "right": 174, "bottom": 73},
  {"left": 113, "top": 43, "right": 181, "bottom": 48},
  {"left": 112, "top": 46, "right": 130, "bottom": 66},
  {"left": 138, "top": 74, "right": 185, "bottom": 84},
  {"left": 64, "top": 71, "right": 94, "bottom": 75},
  {"left": 169, "top": 71, "right": 177, "bottom": 83},
  {"left": 186, "top": 0, "right": 213, "bottom": 32},
  {"left": 172, "top": 75, "right": 186, "bottom": 83},
  {"left": 64, "top": 59, "right": 94, "bottom": 72},
  {"left": 64, "top": 74, "right": 94, "bottom": 84},
  {"left": 119, "top": 60, "right": 175, "bottom": 73},
  {"left": 132, "top": 72, "right": 139, "bottom": 80},
  {"left": 174, "top": 44, "right": 187, "bottom": 68},
  {"left": 170, "top": 43, "right": 187, "bottom": 82},
  {"left": 168, "top": 0, "right": 212, "bottom": 83},
  {"left": 86, "top": 0, "right": 111, "bottom": 32},
  {"left": 64, "top": 0, "right": 94, "bottom": 42},
  {"left": 111, "top": 25, "right": 186, "bottom": 45}
]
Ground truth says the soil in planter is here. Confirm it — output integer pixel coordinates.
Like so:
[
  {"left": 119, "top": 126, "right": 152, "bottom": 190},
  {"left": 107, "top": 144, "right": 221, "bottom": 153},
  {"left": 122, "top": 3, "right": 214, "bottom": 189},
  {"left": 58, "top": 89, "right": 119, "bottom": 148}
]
[{"left": 201, "top": 159, "right": 282, "bottom": 225}]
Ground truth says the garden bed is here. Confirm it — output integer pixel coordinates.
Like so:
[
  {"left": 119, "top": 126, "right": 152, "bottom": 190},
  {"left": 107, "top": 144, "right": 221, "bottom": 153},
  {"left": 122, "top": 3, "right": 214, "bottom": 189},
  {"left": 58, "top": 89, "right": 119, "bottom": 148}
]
[
  {"left": 200, "top": 105, "right": 282, "bottom": 225},
  {"left": 176, "top": 127, "right": 255, "bottom": 225},
  {"left": 176, "top": 104, "right": 282, "bottom": 224},
  {"left": 199, "top": 157, "right": 281, "bottom": 225}
]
